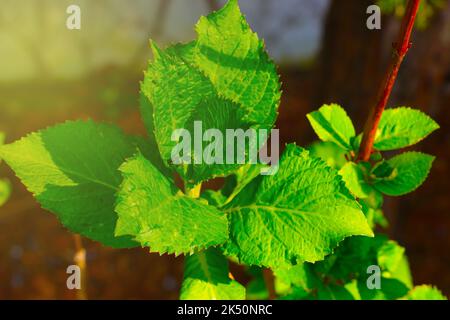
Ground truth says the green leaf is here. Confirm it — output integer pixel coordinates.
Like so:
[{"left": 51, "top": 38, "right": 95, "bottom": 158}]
[
  {"left": 307, "top": 104, "right": 356, "bottom": 150},
  {"left": 223, "top": 144, "right": 373, "bottom": 268},
  {"left": 404, "top": 285, "right": 447, "bottom": 300},
  {"left": 389, "top": 255, "right": 413, "bottom": 289},
  {"left": 138, "top": 92, "right": 164, "bottom": 166},
  {"left": 307, "top": 141, "right": 347, "bottom": 169},
  {"left": 246, "top": 267, "right": 269, "bottom": 300},
  {"left": 142, "top": 43, "right": 261, "bottom": 184},
  {"left": 339, "top": 162, "right": 373, "bottom": 199},
  {"left": 194, "top": 0, "right": 281, "bottom": 128},
  {"left": 246, "top": 278, "right": 269, "bottom": 300},
  {"left": 332, "top": 236, "right": 413, "bottom": 300},
  {"left": 180, "top": 248, "right": 245, "bottom": 300},
  {"left": 293, "top": 237, "right": 411, "bottom": 300},
  {"left": 276, "top": 235, "right": 415, "bottom": 300},
  {"left": 276, "top": 263, "right": 361, "bottom": 300},
  {"left": 373, "top": 107, "right": 439, "bottom": 151},
  {"left": 141, "top": 0, "right": 281, "bottom": 183},
  {"left": 282, "top": 279, "right": 359, "bottom": 300},
  {"left": 201, "top": 189, "right": 228, "bottom": 208},
  {"left": 142, "top": 42, "right": 216, "bottom": 168},
  {"left": 316, "top": 236, "right": 380, "bottom": 281},
  {"left": 138, "top": 93, "right": 155, "bottom": 145},
  {"left": 0, "top": 120, "right": 155, "bottom": 248},
  {"left": 362, "top": 205, "right": 384, "bottom": 229},
  {"left": 274, "top": 263, "right": 314, "bottom": 296},
  {"left": 279, "top": 287, "right": 312, "bottom": 300},
  {"left": 317, "top": 235, "right": 410, "bottom": 284},
  {"left": 219, "top": 163, "right": 267, "bottom": 207},
  {"left": 373, "top": 152, "right": 435, "bottom": 196},
  {"left": 316, "top": 282, "right": 359, "bottom": 300},
  {"left": 371, "top": 160, "right": 398, "bottom": 181},
  {"left": 115, "top": 153, "right": 228, "bottom": 255},
  {"left": 377, "top": 240, "right": 405, "bottom": 275},
  {"left": 358, "top": 278, "right": 410, "bottom": 300},
  {"left": 364, "top": 208, "right": 389, "bottom": 229}
]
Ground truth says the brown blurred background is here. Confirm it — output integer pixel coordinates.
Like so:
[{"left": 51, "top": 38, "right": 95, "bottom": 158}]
[{"left": 0, "top": 0, "right": 449, "bottom": 299}]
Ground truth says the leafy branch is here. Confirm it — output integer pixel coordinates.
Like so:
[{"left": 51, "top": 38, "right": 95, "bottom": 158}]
[{"left": 0, "top": 0, "right": 446, "bottom": 301}]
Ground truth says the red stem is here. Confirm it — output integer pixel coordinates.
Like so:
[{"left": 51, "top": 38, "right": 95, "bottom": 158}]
[{"left": 358, "top": 0, "right": 421, "bottom": 161}]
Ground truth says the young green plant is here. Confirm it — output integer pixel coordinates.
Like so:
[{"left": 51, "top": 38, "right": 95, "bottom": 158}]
[{"left": 0, "top": 0, "right": 446, "bottom": 300}]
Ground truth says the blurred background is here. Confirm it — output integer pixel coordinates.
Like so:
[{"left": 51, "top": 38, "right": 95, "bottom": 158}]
[{"left": 0, "top": 0, "right": 449, "bottom": 299}]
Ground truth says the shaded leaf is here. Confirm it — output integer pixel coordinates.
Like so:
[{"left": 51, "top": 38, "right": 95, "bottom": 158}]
[
  {"left": 373, "top": 152, "right": 434, "bottom": 196},
  {"left": 115, "top": 153, "right": 228, "bottom": 255},
  {"left": 307, "top": 141, "right": 347, "bottom": 169},
  {"left": 307, "top": 104, "right": 355, "bottom": 150},
  {"left": 0, "top": 120, "right": 155, "bottom": 248},
  {"left": 180, "top": 248, "right": 245, "bottom": 300}
]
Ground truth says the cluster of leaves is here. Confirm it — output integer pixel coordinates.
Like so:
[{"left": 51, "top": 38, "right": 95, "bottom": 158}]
[
  {"left": 0, "top": 0, "right": 446, "bottom": 300},
  {"left": 377, "top": 0, "right": 447, "bottom": 29},
  {"left": 261, "top": 103, "right": 445, "bottom": 300},
  {"left": 0, "top": 132, "right": 11, "bottom": 207}
]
